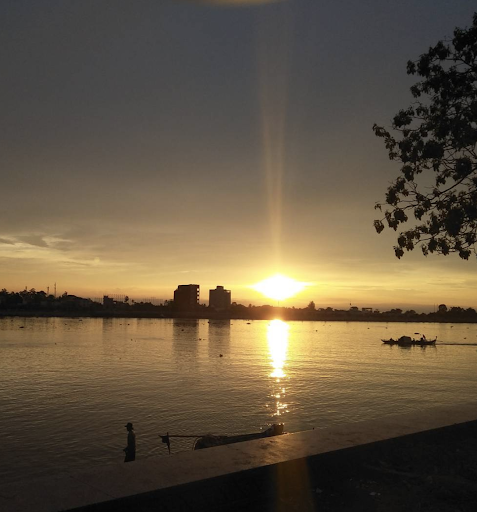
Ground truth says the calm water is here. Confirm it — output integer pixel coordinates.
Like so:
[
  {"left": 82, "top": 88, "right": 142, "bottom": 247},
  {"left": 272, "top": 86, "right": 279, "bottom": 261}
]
[{"left": 1, "top": 317, "right": 477, "bottom": 484}]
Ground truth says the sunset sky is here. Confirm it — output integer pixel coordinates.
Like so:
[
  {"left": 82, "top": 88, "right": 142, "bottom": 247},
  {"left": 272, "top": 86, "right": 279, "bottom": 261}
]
[{"left": 1, "top": 0, "right": 476, "bottom": 311}]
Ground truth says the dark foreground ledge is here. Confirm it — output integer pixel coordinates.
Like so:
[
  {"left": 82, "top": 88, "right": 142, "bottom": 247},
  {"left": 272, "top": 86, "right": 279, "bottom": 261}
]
[{"left": 2, "top": 403, "right": 477, "bottom": 512}]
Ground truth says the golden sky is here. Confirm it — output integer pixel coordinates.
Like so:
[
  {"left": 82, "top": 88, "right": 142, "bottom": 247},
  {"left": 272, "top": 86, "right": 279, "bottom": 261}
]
[{"left": 1, "top": 0, "right": 476, "bottom": 311}]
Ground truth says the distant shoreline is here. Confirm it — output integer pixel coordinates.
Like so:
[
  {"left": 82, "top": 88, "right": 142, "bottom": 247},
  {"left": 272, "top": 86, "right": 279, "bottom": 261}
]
[
  {"left": 2, "top": 290, "right": 476, "bottom": 323},
  {"left": 1, "top": 311, "right": 476, "bottom": 323}
]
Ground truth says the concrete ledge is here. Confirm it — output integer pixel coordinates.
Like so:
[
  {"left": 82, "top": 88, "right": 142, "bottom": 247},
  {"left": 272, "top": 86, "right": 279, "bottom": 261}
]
[{"left": 2, "top": 402, "right": 477, "bottom": 512}]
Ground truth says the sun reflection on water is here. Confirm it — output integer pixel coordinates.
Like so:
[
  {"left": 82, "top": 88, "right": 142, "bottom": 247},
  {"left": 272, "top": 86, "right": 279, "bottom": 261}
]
[
  {"left": 268, "top": 319, "right": 288, "bottom": 378},
  {"left": 267, "top": 319, "right": 289, "bottom": 416}
]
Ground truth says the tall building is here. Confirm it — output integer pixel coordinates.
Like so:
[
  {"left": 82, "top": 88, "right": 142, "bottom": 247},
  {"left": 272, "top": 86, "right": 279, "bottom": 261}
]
[
  {"left": 209, "top": 285, "right": 231, "bottom": 310},
  {"left": 174, "top": 284, "right": 200, "bottom": 310}
]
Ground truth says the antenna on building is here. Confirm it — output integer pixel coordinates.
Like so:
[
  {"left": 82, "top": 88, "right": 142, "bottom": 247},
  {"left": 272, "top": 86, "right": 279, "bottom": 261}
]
[
  {"left": 47, "top": 286, "right": 49, "bottom": 295},
  {"left": 54, "top": 282, "right": 57, "bottom": 298}
]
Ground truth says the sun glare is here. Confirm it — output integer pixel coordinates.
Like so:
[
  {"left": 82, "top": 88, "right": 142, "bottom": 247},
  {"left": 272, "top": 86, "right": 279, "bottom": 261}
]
[{"left": 253, "top": 274, "right": 306, "bottom": 302}]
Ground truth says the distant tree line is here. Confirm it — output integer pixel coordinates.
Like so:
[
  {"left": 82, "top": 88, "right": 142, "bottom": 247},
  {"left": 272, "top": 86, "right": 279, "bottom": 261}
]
[
  {"left": 227, "top": 302, "right": 477, "bottom": 322},
  {"left": 1, "top": 289, "right": 476, "bottom": 322}
]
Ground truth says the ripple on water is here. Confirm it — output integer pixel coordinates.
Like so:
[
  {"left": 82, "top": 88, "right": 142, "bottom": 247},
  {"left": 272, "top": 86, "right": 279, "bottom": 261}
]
[{"left": 0, "top": 317, "right": 476, "bottom": 483}]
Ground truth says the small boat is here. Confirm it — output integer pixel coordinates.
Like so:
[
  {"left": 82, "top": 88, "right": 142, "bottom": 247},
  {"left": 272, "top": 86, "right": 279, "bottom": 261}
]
[
  {"left": 194, "top": 423, "right": 284, "bottom": 450},
  {"left": 382, "top": 338, "right": 399, "bottom": 345},
  {"left": 415, "top": 337, "right": 437, "bottom": 346},
  {"left": 160, "top": 424, "right": 284, "bottom": 453},
  {"left": 382, "top": 336, "right": 436, "bottom": 346}
]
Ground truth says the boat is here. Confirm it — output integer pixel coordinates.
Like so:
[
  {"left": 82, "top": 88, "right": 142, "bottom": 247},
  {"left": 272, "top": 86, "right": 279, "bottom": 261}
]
[
  {"left": 194, "top": 423, "right": 284, "bottom": 450},
  {"left": 398, "top": 335, "right": 413, "bottom": 346},
  {"left": 382, "top": 336, "right": 437, "bottom": 346},
  {"left": 415, "top": 337, "right": 437, "bottom": 346},
  {"left": 382, "top": 338, "right": 399, "bottom": 345},
  {"left": 160, "top": 424, "right": 285, "bottom": 453}
]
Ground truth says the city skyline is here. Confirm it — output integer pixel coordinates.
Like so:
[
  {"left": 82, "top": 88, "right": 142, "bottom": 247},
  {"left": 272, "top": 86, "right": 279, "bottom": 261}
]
[
  {"left": 1, "top": 282, "right": 473, "bottom": 314},
  {"left": 1, "top": 1, "right": 477, "bottom": 312}
]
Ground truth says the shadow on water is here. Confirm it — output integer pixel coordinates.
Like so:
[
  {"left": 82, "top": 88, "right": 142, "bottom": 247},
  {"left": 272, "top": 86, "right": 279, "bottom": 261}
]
[
  {"left": 172, "top": 318, "right": 200, "bottom": 357},
  {"left": 207, "top": 319, "right": 231, "bottom": 358},
  {"left": 101, "top": 317, "right": 114, "bottom": 335},
  {"left": 383, "top": 344, "right": 437, "bottom": 352}
]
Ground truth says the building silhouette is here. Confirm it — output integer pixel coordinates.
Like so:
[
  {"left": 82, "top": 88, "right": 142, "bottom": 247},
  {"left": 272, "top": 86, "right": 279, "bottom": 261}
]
[
  {"left": 209, "top": 285, "right": 231, "bottom": 310},
  {"left": 174, "top": 284, "right": 200, "bottom": 310}
]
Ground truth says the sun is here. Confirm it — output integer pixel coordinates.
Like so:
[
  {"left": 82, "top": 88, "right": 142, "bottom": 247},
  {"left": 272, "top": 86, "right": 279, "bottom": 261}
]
[{"left": 253, "top": 274, "right": 306, "bottom": 302}]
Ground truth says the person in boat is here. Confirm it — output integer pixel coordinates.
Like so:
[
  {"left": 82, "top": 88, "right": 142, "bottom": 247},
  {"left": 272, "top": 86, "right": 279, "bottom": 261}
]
[{"left": 124, "top": 422, "right": 136, "bottom": 462}]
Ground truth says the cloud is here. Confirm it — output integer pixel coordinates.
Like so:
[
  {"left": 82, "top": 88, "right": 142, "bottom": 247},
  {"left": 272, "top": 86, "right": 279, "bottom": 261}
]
[
  {"left": 0, "top": 231, "right": 130, "bottom": 271},
  {"left": 17, "top": 235, "right": 49, "bottom": 248}
]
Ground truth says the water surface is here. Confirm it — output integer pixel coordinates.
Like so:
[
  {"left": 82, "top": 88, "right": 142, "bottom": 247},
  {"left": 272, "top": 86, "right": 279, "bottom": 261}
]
[{"left": 1, "top": 317, "right": 476, "bottom": 483}]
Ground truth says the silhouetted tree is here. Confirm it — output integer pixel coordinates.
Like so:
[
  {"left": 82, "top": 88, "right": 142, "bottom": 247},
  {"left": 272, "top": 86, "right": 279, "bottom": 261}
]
[{"left": 374, "top": 13, "right": 477, "bottom": 259}]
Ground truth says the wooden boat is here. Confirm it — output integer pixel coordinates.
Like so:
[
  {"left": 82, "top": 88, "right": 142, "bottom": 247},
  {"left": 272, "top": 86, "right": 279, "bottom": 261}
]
[
  {"left": 194, "top": 423, "right": 284, "bottom": 450},
  {"left": 160, "top": 424, "right": 284, "bottom": 453},
  {"left": 415, "top": 337, "right": 437, "bottom": 346},
  {"left": 382, "top": 336, "right": 436, "bottom": 346},
  {"left": 382, "top": 338, "right": 399, "bottom": 345}
]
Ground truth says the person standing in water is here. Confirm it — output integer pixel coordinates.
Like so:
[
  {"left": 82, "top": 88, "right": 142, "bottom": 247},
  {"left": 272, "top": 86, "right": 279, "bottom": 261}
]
[{"left": 124, "top": 422, "right": 136, "bottom": 462}]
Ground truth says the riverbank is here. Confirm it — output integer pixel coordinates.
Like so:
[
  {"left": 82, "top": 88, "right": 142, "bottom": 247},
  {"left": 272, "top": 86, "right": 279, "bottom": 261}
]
[
  {"left": 148, "top": 419, "right": 477, "bottom": 512},
  {"left": 2, "top": 403, "right": 476, "bottom": 512}
]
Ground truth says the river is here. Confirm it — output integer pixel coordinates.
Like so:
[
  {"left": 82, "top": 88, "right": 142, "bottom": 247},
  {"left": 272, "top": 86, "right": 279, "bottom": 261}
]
[{"left": 1, "top": 317, "right": 476, "bottom": 484}]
